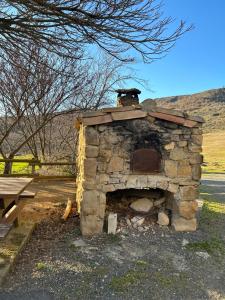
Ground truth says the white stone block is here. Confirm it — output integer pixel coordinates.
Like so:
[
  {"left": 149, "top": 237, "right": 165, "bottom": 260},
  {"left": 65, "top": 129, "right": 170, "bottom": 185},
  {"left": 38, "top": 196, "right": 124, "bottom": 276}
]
[{"left": 108, "top": 213, "right": 117, "bottom": 234}]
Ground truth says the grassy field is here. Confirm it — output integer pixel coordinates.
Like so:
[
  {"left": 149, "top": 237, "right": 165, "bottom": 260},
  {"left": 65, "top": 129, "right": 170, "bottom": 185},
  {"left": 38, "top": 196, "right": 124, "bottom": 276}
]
[
  {"left": 202, "top": 131, "right": 225, "bottom": 173},
  {"left": 0, "top": 155, "right": 34, "bottom": 175},
  {"left": 0, "top": 155, "right": 71, "bottom": 176}
]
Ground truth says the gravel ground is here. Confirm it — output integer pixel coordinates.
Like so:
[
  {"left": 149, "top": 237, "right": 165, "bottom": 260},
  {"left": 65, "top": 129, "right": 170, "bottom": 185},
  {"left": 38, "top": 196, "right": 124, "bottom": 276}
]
[{"left": 0, "top": 176, "right": 225, "bottom": 300}]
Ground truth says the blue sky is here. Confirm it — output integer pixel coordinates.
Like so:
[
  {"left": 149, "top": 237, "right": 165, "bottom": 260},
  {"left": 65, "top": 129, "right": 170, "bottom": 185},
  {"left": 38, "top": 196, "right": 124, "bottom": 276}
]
[{"left": 128, "top": 0, "right": 225, "bottom": 100}]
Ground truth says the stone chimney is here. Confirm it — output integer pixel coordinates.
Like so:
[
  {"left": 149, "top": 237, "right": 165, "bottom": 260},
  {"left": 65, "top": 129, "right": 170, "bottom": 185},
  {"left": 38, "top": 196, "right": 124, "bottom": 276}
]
[{"left": 116, "top": 88, "right": 141, "bottom": 107}]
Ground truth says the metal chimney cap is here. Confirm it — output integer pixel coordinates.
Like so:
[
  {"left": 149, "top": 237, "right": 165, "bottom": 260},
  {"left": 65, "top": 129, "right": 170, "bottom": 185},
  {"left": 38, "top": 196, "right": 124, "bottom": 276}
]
[{"left": 115, "top": 88, "right": 141, "bottom": 95}]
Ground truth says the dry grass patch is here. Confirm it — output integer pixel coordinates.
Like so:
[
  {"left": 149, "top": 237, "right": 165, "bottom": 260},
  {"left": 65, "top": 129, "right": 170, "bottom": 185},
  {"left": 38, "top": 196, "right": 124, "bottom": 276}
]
[{"left": 202, "top": 131, "right": 225, "bottom": 173}]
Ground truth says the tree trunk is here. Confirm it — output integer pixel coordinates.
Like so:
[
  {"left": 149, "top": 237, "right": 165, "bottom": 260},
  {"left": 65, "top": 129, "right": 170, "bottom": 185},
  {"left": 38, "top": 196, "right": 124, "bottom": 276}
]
[
  {"left": 4, "top": 161, "right": 12, "bottom": 175},
  {"left": 3, "top": 154, "right": 15, "bottom": 175}
]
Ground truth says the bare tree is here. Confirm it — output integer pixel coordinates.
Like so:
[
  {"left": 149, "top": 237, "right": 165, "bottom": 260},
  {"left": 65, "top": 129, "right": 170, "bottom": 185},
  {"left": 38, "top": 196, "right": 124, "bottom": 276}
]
[
  {"left": 0, "top": 1, "right": 192, "bottom": 62},
  {"left": 0, "top": 46, "right": 134, "bottom": 174},
  {"left": 20, "top": 54, "right": 135, "bottom": 163},
  {"left": 0, "top": 46, "right": 85, "bottom": 173}
]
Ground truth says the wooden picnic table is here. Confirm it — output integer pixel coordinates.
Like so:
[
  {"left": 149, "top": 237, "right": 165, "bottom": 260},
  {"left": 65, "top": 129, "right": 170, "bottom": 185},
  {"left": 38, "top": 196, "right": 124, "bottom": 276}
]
[
  {"left": 0, "top": 177, "right": 34, "bottom": 238},
  {"left": 0, "top": 177, "right": 33, "bottom": 198}
]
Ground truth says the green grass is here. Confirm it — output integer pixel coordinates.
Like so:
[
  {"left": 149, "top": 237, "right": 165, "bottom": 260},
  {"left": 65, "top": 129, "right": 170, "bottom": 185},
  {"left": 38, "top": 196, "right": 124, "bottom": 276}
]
[
  {"left": 186, "top": 238, "right": 225, "bottom": 255},
  {"left": 202, "top": 199, "right": 225, "bottom": 215},
  {"left": 193, "top": 185, "right": 225, "bottom": 257},
  {"left": 202, "top": 131, "right": 225, "bottom": 173},
  {"left": 200, "top": 198, "right": 225, "bottom": 231},
  {"left": 135, "top": 260, "right": 148, "bottom": 267},
  {"left": 110, "top": 270, "right": 148, "bottom": 292},
  {"left": 0, "top": 154, "right": 37, "bottom": 175},
  {"left": 154, "top": 272, "right": 187, "bottom": 288},
  {"left": 36, "top": 262, "right": 48, "bottom": 270}
]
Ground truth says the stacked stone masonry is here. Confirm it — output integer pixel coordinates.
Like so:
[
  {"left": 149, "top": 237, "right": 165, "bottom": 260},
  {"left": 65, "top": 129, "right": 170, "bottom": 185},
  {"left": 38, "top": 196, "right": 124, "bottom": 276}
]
[{"left": 76, "top": 106, "right": 204, "bottom": 235}]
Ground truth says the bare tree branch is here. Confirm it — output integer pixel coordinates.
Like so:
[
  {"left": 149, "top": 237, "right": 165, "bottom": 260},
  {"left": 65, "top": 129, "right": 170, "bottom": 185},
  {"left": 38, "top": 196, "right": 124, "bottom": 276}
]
[{"left": 0, "top": 1, "right": 192, "bottom": 62}]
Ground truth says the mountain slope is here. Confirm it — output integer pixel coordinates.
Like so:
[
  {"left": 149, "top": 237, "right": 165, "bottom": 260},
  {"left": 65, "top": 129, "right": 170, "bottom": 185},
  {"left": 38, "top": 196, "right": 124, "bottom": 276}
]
[{"left": 142, "top": 88, "right": 225, "bottom": 132}]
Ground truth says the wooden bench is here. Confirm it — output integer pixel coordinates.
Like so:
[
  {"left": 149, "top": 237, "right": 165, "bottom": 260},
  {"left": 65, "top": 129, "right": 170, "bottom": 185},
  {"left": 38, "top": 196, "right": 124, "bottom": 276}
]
[
  {"left": 19, "top": 190, "right": 36, "bottom": 199},
  {"left": 0, "top": 178, "right": 34, "bottom": 239},
  {"left": 0, "top": 191, "right": 36, "bottom": 239},
  {"left": 0, "top": 224, "right": 13, "bottom": 238},
  {"left": 0, "top": 201, "right": 25, "bottom": 238}
]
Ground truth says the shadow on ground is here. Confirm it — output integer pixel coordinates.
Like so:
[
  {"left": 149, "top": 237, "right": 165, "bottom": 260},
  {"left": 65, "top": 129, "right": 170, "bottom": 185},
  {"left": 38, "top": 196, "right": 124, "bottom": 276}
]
[{"left": 0, "top": 176, "right": 225, "bottom": 300}]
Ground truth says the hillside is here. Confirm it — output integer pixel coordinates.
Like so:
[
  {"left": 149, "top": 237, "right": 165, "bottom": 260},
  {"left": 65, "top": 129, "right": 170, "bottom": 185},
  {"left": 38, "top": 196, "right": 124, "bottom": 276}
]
[{"left": 142, "top": 88, "right": 225, "bottom": 132}]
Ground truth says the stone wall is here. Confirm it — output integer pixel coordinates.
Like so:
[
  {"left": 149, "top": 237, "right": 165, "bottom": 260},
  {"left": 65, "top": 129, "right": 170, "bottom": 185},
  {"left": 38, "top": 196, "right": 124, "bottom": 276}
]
[{"left": 76, "top": 116, "right": 203, "bottom": 235}]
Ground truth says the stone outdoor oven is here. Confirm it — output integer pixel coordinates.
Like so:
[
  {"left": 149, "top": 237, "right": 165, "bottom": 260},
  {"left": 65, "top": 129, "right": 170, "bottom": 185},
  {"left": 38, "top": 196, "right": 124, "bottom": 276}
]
[{"left": 76, "top": 89, "right": 204, "bottom": 236}]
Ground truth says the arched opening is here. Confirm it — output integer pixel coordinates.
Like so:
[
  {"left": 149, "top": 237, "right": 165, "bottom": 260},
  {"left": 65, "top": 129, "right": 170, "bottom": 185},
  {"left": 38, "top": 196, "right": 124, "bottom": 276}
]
[{"left": 106, "top": 188, "right": 173, "bottom": 230}]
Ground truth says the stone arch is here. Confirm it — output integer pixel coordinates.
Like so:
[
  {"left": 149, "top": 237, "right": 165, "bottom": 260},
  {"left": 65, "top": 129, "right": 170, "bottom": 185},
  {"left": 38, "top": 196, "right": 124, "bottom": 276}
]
[{"left": 80, "top": 175, "right": 179, "bottom": 235}]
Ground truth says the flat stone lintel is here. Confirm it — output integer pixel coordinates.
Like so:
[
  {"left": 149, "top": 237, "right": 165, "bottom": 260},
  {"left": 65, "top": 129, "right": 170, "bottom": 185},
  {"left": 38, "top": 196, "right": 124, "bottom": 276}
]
[
  {"left": 111, "top": 110, "right": 147, "bottom": 121},
  {"left": 149, "top": 112, "right": 198, "bottom": 128}
]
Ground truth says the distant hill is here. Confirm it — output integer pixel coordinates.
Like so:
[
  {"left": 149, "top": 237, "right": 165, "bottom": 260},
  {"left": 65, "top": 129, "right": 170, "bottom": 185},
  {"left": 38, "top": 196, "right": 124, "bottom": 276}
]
[{"left": 142, "top": 88, "right": 225, "bottom": 132}]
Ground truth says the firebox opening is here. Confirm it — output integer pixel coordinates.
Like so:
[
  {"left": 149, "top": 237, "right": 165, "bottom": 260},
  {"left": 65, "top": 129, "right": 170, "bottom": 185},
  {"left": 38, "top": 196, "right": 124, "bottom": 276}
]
[{"left": 105, "top": 188, "right": 173, "bottom": 230}]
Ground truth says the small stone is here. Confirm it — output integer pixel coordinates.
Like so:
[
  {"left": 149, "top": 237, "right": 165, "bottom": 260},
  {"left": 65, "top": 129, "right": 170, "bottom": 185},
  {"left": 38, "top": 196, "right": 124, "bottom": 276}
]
[
  {"left": 178, "top": 141, "right": 187, "bottom": 147},
  {"left": 72, "top": 239, "right": 87, "bottom": 247},
  {"left": 142, "top": 227, "right": 148, "bottom": 232},
  {"left": 196, "top": 252, "right": 210, "bottom": 259},
  {"left": 138, "top": 226, "right": 145, "bottom": 232},
  {"left": 104, "top": 133, "right": 119, "bottom": 145},
  {"left": 191, "top": 135, "right": 203, "bottom": 146},
  {"left": 156, "top": 180, "right": 169, "bottom": 190},
  {"left": 157, "top": 211, "right": 169, "bottom": 226},
  {"left": 177, "top": 161, "right": 192, "bottom": 178},
  {"left": 170, "top": 147, "right": 188, "bottom": 160},
  {"left": 182, "top": 239, "right": 189, "bottom": 247},
  {"left": 107, "top": 157, "right": 124, "bottom": 173},
  {"left": 130, "top": 198, "right": 153, "bottom": 212},
  {"left": 196, "top": 199, "right": 204, "bottom": 210},
  {"left": 164, "top": 142, "right": 175, "bottom": 150},
  {"left": 188, "top": 143, "right": 202, "bottom": 153},
  {"left": 125, "top": 217, "right": 132, "bottom": 227},
  {"left": 121, "top": 228, "right": 128, "bottom": 234},
  {"left": 108, "top": 213, "right": 117, "bottom": 234},
  {"left": 154, "top": 197, "right": 166, "bottom": 207},
  {"left": 98, "top": 125, "right": 107, "bottom": 132},
  {"left": 131, "top": 216, "right": 145, "bottom": 227},
  {"left": 164, "top": 160, "right": 178, "bottom": 178},
  {"left": 180, "top": 186, "right": 198, "bottom": 201},
  {"left": 192, "top": 165, "right": 202, "bottom": 180},
  {"left": 189, "top": 154, "right": 203, "bottom": 164},
  {"left": 168, "top": 183, "right": 179, "bottom": 193}
]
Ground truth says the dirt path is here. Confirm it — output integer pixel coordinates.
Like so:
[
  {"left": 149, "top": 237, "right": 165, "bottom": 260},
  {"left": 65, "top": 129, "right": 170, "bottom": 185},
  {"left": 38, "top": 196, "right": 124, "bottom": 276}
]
[
  {"left": 19, "top": 179, "right": 76, "bottom": 224},
  {"left": 0, "top": 178, "right": 225, "bottom": 300}
]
